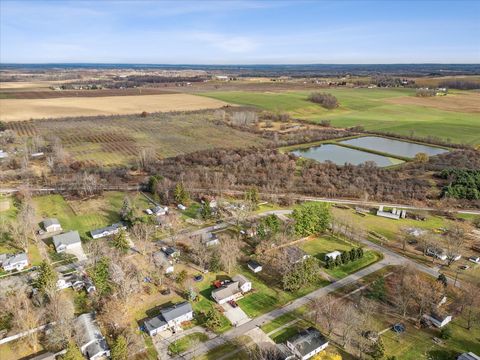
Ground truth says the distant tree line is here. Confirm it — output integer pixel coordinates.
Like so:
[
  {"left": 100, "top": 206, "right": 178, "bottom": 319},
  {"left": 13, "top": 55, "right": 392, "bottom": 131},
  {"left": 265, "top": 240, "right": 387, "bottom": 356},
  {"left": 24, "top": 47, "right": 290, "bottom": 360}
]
[{"left": 438, "top": 80, "right": 480, "bottom": 90}]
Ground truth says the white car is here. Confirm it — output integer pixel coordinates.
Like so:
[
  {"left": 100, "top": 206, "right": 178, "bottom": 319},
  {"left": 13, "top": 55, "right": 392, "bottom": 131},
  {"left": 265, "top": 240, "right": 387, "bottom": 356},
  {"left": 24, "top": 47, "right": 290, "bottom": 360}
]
[{"left": 468, "top": 256, "right": 480, "bottom": 264}]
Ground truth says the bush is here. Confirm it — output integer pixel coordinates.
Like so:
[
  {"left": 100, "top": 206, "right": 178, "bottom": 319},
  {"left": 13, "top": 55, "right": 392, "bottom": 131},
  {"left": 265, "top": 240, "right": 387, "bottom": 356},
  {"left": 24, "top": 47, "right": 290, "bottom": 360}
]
[
  {"left": 416, "top": 88, "right": 436, "bottom": 97},
  {"left": 440, "top": 326, "right": 452, "bottom": 339},
  {"left": 308, "top": 92, "right": 339, "bottom": 109}
]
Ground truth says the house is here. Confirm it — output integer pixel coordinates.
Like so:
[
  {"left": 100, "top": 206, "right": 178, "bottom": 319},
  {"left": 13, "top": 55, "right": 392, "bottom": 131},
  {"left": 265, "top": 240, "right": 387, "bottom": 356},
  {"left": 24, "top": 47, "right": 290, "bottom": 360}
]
[
  {"left": 469, "top": 256, "right": 480, "bottom": 264},
  {"left": 325, "top": 251, "right": 342, "bottom": 261},
  {"left": 153, "top": 251, "right": 174, "bottom": 273},
  {"left": 285, "top": 327, "right": 329, "bottom": 360},
  {"left": 75, "top": 313, "right": 110, "bottom": 360},
  {"left": 202, "top": 232, "right": 220, "bottom": 246},
  {"left": 247, "top": 260, "right": 262, "bottom": 273},
  {"left": 178, "top": 204, "right": 186, "bottom": 211},
  {"left": 144, "top": 301, "right": 194, "bottom": 336},
  {"left": 211, "top": 281, "right": 242, "bottom": 304},
  {"left": 232, "top": 274, "right": 252, "bottom": 293},
  {"left": 30, "top": 352, "right": 56, "bottom": 360},
  {"left": 90, "top": 223, "right": 126, "bottom": 239},
  {"left": 162, "top": 246, "right": 180, "bottom": 259},
  {"left": 214, "top": 75, "right": 229, "bottom": 81},
  {"left": 1, "top": 252, "right": 28, "bottom": 271},
  {"left": 284, "top": 246, "right": 310, "bottom": 264},
  {"left": 212, "top": 274, "right": 251, "bottom": 304},
  {"left": 426, "top": 247, "right": 447, "bottom": 261},
  {"left": 151, "top": 205, "right": 168, "bottom": 216},
  {"left": 42, "top": 218, "right": 62, "bottom": 233},
  {"left": 424, "top": 312, "right": 453, "bottom": 328},
  {"left": 376, "top": 206, "right": 406, "bottom": 220},
  {"left": 53, "top": 231, "right": 82, "bottom": 253},
  {"left": 458, "top": 352, "right": 480, "bottom": 360},
  {"left": 57, "top": 278, "right": 73, "bottom": 290}
]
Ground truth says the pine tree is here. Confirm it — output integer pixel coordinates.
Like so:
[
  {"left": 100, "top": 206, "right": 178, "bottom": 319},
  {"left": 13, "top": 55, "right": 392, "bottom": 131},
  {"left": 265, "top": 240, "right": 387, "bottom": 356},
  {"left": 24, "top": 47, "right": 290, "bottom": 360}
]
[
  {"left": 205, "top": 308, "right": 222, "bottom": 330},
  {"left": 37, "top": 260, "right": 58, "bottom": 295},
  {"left": 112, "top": 230, "right": 129, "bottom": 253},
  {"left": 62, "top": 342, "right": 83, "bottom": 360},
  {"left": 111, "top": 335, "right": 128, "bottom": 360}
]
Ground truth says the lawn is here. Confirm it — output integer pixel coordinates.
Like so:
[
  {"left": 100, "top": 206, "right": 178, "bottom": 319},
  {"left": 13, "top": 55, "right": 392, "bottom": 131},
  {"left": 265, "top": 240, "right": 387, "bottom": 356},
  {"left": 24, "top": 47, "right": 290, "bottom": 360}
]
[
  {"left": 168, "top": 332, "right": 208, "bottom": 355},
  {"left": 236, "top": 266, "right": 329, "bottom": 318},
  {"left": 202, "top": 88, "right": 480, "bottom": 145},
  {"left": 33, "top": 191, "right": 149, "bottom": 240},
  {"left": 195, "top": 342, "right": 249, "bottom": 360},
  {"left": 299, "top": 234, "right": 382, "bottom": 278}
]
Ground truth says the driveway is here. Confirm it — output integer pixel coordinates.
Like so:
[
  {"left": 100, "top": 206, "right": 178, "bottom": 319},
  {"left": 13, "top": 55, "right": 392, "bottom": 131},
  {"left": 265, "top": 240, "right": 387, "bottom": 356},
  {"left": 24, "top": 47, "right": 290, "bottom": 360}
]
[
  {"left": 65, "top": 246, "right": 87, "bottom": 262},
  {"left": 221, "top": 303, "right": 250, "bottom": 327}
]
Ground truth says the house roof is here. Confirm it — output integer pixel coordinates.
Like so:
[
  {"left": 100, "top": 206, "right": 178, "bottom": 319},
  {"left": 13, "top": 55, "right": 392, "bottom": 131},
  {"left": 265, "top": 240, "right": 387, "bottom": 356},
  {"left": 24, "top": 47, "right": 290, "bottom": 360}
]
[
  {"left": 90, "top": 222, "right": 125, "bottom": 237},
  {"left": 3, "top": 252, "right": 28, "bottom": 266},
  {"left": 162, "top": 247, "right": 178, "bottom": 257},
  {"left": 326, "top": 251, "right": 341, "bottom": 257},
  {"left": 287, "top": 327, "right": 328, "bottom": 357},
  {"left": 75, "top": 313, "right": 109, "bottom": 355},
  {"left": 30, "top": 352, "right": 56, "bottom": 360},
  {"left": 458, "top": 353, "right": 480, "bottom": 360},
  {"left": 247, "top": 260, "right": 262, "bottom": 269},
  {"left": 232, "top": 274, "right": 250, "bottom": 287},
  {"left": 212, "top": 281, "right": 240, "bottom": 301},
  {"left": 160, "top": 301, "right": 193, "bottom": 322},
  {"left": 53, "top": 231, "right": 81, "bottom": 248},
  {"left": 144, "top": 315, "right": 167, "bottom": 333},
  {"left": 284, "top": 246, "right": 308, "bottom": 262},
  {"left": 43, "top": 218, "right": 60, "bottom": 228}
]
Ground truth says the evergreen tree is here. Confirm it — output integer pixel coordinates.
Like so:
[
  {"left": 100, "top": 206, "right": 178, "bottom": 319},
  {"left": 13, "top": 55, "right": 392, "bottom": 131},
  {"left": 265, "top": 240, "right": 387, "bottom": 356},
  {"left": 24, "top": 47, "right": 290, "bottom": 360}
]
[
  {"left": 357, "top": 247, "right": 364, "bottom": 258},
  {"left": 292, "top": 202, "right": 331, "bottom": 237},
  {"left": 341, "top": 251, "right": 350, "bottom": 264},
  {"left": 200, "top": 201, "right": 213, "bottom": 220},
  {"left": 205, "top": 308, "right": 223, "bottom": 330},
  {"left": 62, "top": 342, "right": 83, "bottom": 360},
  {"left": 120, "top": 196, "right": 134, "bottom": 224},
  {"left": 335, "top": 257, "right": 343, "bottom": 267},
  {"left": 437, "top": 273, "right": 448, "bottom": 287},
  {"left": 111, "top": 335, "right": 128, "bottom": 360},
  {"left": 90, "top": 257, "right": 111, "bottom": 295},
  {"left": 368, "top": 277, "right": 386, "bottom": 301},
  {"left": 244, "top": 187, "right": 259, "bottom": 210},
  {"left": 112, "top": 229, "right": 129, "bottom": 253},
  {"left": 37, "top": 260, "right": 58, "bottom": 295},
  {"left": 174, "top": 183, "right": 189, "bottom": 204},
  {"left": 369, "top": 338, "right": 385, "bottom": 360},
  {"left": 349, "top": 248, "right": 358, "bottom": 261}
]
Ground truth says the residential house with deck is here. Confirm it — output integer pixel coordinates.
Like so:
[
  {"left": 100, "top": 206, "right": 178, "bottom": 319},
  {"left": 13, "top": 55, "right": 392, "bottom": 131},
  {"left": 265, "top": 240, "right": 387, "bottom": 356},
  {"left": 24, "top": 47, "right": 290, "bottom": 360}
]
[
  {"left": 285, "top": 327, "right": 329, "bottom": 360},
  {"left": 75, "top": 313, "right": 110, "bottom": 360},
  {"left": 0, "top": 252, "right": 28, "bottom": 271},
  {"left": 90, "top": 223, "right": 126, "bottom": 239},
  {"left": 144, "top": 301, "right": 194, "bottom": 336}
]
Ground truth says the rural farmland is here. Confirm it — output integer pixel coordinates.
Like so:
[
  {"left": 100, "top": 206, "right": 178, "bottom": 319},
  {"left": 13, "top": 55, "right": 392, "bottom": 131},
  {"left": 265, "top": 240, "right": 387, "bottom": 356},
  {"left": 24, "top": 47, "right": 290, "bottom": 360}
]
[{"left": 0, "top": 93, "right": 229, "bottom": 122}]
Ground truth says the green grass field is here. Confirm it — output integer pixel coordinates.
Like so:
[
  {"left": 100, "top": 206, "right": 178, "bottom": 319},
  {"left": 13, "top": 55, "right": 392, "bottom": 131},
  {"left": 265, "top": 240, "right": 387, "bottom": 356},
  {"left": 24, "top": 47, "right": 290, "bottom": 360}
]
[
  {"left": 202, "top": 88, "right": 480, "bottom": 145},
  {"left": 168, "top": 332, "right": 209, "bottom": 355}
]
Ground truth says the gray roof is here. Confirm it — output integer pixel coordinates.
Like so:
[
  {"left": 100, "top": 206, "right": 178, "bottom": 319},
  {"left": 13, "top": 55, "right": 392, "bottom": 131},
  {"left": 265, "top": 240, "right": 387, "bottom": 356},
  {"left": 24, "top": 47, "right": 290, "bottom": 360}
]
[
  {"left": 232, "top": 274, "right": 250, "bottom": 287},
  {"left": 53, "top": 231, "right": 81, "bottom": 248},
  {"left": 458, "top": 353, "right": 480, "bottom": 360},
  {"left": 75, "top": 313, "right": 109, "bottom": 356},
  {"left": 90, "top": 222, "right": 125, "bottom": 237},
  {"left": 4, "top": 252, "right": 28, "bottom": 266},
  {"left": 43, "top": 218, "right": 60, "bottom": 228},
  {"left": 30, "top": 352, "right": 56, "bottom": 360},
  {"left": 284, "top": 246, "right": 308, "bottom": 262},
  {"left": 144, "top": 315, "right": 167, "bottom": 333},
  {"left": 212, "top": 281, "right": 240, "bottom": 301},
  {"left": 287, "top": 327, "right": 328, "bottom": 357},
  {"left": 160, "top": 301, "right": 193, "bottom": 322},
  {"left": 247, "top": 260, "right": 262, "bottom": 269}
]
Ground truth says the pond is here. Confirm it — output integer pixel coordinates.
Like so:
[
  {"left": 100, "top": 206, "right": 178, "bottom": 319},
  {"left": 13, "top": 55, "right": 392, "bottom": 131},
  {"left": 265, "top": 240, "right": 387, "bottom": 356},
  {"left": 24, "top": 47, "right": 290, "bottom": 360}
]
[
  {"left": 339, "top": 136, "right": 448, "bottom": 158},
  {"left": 291, "top": 144, "right": 402, "bottom": 167}
]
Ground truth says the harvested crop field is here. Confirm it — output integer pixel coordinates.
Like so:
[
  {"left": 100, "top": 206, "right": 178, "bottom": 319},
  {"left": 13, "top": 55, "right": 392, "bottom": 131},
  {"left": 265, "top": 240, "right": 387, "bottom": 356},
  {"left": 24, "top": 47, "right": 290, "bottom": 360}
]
[
  {"left": 0, "top": 93, "right": 229, "bottom": 121},
  {"left": 5, "top": 111, "right": 265, "bottom": 166},
  {"left": 387, "top": 92, "right": 480, "bottom": 113}
]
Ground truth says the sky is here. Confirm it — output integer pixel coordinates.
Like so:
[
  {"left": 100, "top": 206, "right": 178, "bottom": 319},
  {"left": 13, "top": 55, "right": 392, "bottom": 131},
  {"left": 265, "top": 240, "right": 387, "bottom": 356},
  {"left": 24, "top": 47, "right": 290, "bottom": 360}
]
[{"left": 1, "top": 0, "right": 479, "bottom": 64}]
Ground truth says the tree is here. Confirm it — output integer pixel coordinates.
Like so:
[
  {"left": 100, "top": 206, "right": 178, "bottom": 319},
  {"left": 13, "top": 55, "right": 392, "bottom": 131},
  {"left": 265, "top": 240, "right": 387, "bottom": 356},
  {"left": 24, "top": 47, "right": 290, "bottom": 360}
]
[
  {"left": 445, "top": 222, "right": 468, "bottom": 266},
  {"left": 437, "top": 273, "right": 448, "bottom": 287},
  {"left": 111, "top": 335, "right": 128, "bottom": 360},
  {"left": 282, "top": 257, "right": 321, "bottom": 291},
  {"left": 219, "top": 236, "right": 242, "bottom": 274},
  {"left": 245, "top": 187, "right": 259, "bottom": 210},
  {"left": 292, "top": 202, "right": 331, "bottom": 237},
  {"left": 309, "top": 295, "right": 339, "bottom": 336},
  {"left": 176, "top": 270, "right": 188, "bottom": 286},
  {"left": 62, "top": 342, "right": 84, "bottom": 360},
  {"left": 44, "top": 295, "right": 75, "bottom": 351},
  {"left": 90, "top": 257, "right": 111, "bottom": 295},
  {"left": 200, "top": 201, "right": 213, "bottom": 220},
  {"left": 312, "top": 352, "right": 342, "bottom": 360},
  {"left": 129, "top": 223, "right": 155, "bottom": 256},
  {"left": 368, "top": 277, "right": 386, "bottom": 301},
  {"left": 205, "top": 308, "right": 223, "bottom": 330},
  {"left": 190, "top": 237, "right": 210, "bottom": 270},
  {"left": 112, "top": 230, "right": 130, "bottom": 253},
  {"left": 120, "top": 196, "right": 134, "bottom": 224},
  {"left": 308, "top": 92, "right": 339, "bottom": 109},
  {"left": 414, "top": 152, "right": 429, "bottom": 163},
  {"left": 174, "top": 183, "right": 190, "bottom": 205},
  {"left": 257, "top": 215, "right": 281, "bottom": 240},
  {"left": 459, "top": 281, "right": 480, "bottom": 330},
  {"left": 368, "top": 338, "right": 385, "bottom": 360},
  {"left": 37, "top": 260, "right": 58, "bottom": 297}
]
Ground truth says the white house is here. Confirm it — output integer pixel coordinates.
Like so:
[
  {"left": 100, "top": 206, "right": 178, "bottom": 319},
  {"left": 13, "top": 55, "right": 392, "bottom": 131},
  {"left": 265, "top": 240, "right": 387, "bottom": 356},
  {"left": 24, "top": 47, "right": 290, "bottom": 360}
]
[
  {"left": 144, "top": 301, "right": 194, "bottom": 336},
  {"left": 75, "top": 313, "right": 110, "bottom": 360},
  {"left": 426, "top": 247, "right": 448, "bottom": 261},
  {"left": 53, "top": 231, "right": 82, "bottom": 253},
  {"left": 285, "top": 327, "right": 329, "bottom": 360},
  {"left": 90, "top": 223, "right": 126, "bottom": 239},
  {"left": 247, "top": 260, "right": 262, "bottom": 273},
  {"left": 212, "top": 274, "right": 252, "bottom": 304},
  {"left": 232, "top": 274, "right": 252, "bottom": 293},
  {"left": 151, "top": 206, "right": 168, "bottom": 216},
  {"left": 202, "top": 232, "right": 220, "bottom": 247},
  {"left": 376, "top": 206, "right": 406, "bottom": 220},
  {"left": 424, "top": 312, "right": 453, "bottom": 328},
  {"left": 325, "top": 251, "right": 342, "bottom": 261},
  {"left": 1, "top": 252, "right": 28, "bottom": 272},
  {"left": 42, "top": 218, "right": 62, "bottom": 233}
]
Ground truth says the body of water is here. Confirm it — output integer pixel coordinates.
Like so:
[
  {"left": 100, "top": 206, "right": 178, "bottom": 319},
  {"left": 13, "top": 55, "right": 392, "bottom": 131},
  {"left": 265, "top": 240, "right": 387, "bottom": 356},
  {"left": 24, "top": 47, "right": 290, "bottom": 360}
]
[
  {"left": 291, "top": 144, "right": 400, "bottom": 167},
  {"left": 339, "top": 136, "right": 448, "bottom": 158}
]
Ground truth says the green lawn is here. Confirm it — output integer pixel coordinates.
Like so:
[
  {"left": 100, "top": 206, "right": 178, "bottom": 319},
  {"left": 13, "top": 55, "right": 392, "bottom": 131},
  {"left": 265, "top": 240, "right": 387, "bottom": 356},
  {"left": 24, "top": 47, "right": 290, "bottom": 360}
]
[
  {"left": 33, "top": 192, "right": 149, "bottom": 240},
  {"left": 299, "top": 234, "right": 381, "bottom": 278},
  {"left": 202, "top": 88, "right": 480, "bottom": 145},
  {"left": 236, "top": 266, "right": 329, "bottom": 318},
  {"left": 168, "top": 332, "right": 208, "bottom": 355},
  {"left": 195, "top": 342, "right": 249, "bottom": 360}
]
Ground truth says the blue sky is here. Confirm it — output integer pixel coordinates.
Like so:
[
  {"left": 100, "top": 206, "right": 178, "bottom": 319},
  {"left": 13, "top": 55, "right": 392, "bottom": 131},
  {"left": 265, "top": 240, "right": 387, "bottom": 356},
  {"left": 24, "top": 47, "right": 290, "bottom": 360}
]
[{"left": 1, "top": 0, "right": 479, "bottom": 64}]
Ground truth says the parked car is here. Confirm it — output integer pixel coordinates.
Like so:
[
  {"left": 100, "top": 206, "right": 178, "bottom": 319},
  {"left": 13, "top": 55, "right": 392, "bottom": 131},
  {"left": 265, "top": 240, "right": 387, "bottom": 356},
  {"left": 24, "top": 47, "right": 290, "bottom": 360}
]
[{"left": 228, "top": 300, "right": 238, "bottom": 308}]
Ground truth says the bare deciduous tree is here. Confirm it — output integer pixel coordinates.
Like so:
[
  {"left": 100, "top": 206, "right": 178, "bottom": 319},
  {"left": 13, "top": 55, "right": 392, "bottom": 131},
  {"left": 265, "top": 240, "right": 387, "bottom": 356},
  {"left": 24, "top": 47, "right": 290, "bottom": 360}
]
[{"left": 219, "top": 235, "right": 242, "bottom": 274}]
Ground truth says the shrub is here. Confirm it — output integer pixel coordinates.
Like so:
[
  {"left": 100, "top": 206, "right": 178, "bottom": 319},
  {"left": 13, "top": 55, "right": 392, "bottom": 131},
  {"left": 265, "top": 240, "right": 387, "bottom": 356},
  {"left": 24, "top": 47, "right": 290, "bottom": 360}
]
[
  {"left": 440, "top": 326, "right": 452, "bottom": 339},
  {"left": 308, "top": 92, "right": 339, "bottom": 109}
]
